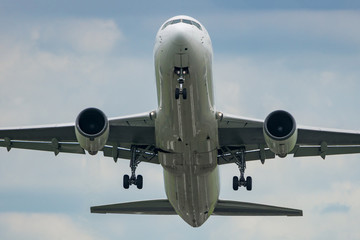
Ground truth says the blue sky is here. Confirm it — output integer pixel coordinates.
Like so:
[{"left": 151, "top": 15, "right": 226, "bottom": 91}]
[{"left": 1, "top": 1, "right": 360, "bottom": 239}]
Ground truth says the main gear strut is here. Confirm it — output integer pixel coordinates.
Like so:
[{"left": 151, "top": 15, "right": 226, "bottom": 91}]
[
  {"left": 232, "top": 148, "right": 252, "bottom": 191},
  {"left": 123, "top": 146, "right": 143, "bottom": 189}
]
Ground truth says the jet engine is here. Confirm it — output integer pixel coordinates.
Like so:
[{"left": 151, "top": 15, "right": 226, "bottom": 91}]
[
  {"left": 263, "top": 110, "right": 297, "bottom": 158},
  {"left": 75, "top": 108, "right": 109, "bottom": 155}
]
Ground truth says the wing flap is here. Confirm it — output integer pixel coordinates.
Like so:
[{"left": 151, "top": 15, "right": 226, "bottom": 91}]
[
  {"left": 298, "top": 127, "right": 360, "bottom": 145},
  {"left": 102, "top": 145, "right": 159, "bottom": 164},
  {"left": 0, "top": 124, "right": 76, "bottom": 142},
  {"left": 0, "top": 139, "right": 85, "bottom": 155},
  {"left": 218, "top": 148, "right": 275, "bottom": 165},
  {"left": 293, "top": 145, "right": 360, "bottom": 158},
  {"left": 91, "top": 199, "right": 176, "bottom": 215},
  {"left": 213, "top": 200, "right": 303, "bottom": 216}
]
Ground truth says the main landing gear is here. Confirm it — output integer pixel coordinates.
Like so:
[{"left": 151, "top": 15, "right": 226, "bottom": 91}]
[
  {"left": 233, "top": 149, "right": 252, "bottom": 191},
  {"left": 123, "top": 146, "right": 143, "bottom": 189},
  {"left": 174, "top": 67, "right": 188, "bottom": 100}
]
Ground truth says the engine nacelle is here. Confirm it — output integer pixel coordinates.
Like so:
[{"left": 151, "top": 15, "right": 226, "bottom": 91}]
[
  {"left": 263, "top": 110, "right": 297, "bottom": 158},
  {"left": 75, "top": 108, "right": 109, "bottom": 155}
]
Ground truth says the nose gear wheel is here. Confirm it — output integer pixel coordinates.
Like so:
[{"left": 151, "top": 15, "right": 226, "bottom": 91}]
[{"left": 174, "top": 67, "right": 188, "bottom": 100}]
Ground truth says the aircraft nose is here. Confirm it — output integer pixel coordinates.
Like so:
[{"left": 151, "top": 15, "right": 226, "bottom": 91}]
[
  {"left": 168, "top": 27, "right": 194, "bottom": 46},
  {"left": 172, "top": 31, "right": 190, "bottom": 45}
]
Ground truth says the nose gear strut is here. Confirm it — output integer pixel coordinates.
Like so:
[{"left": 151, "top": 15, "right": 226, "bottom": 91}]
[{"left": 174, "top": 67, "right": 188, "bottom": 100}]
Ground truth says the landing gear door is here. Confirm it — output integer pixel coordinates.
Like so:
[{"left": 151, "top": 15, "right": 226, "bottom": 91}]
[{"left": 174, "top": 53, "right": 189, "bottom": 68}]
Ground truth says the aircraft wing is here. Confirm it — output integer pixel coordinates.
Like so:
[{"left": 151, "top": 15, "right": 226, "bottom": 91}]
[
  {"left": 0, "top": 111, "right": 158, "bottom": 164},
  {"left": 218, "top": 113, "right": 360, "bottom": 164}
]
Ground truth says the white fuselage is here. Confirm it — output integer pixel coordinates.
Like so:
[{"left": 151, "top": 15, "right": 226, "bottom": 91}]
[{"left": 153, "top": 16, "right": 220, "bottom": 227}]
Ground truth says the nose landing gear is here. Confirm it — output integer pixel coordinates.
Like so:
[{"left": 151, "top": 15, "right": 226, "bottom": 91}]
[{"left": 174, "top": 67, "right": 188, "bottom": 100}]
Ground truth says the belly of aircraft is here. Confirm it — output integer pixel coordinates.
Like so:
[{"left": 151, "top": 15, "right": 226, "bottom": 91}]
[
  {"left": 156, "top": 83, "right": 219, "bottom": 227},
  {"left": 159, "top": 148, "right": 219, "bottom": 227},
  {"left": 154, "top": 31, "right": 219, "bottom": 226},
  {"left": 155, "top": 65, "right": 220, "bottom": 226},
  {"left": 157, "top": 96, "right": 220, "bottom": 226}
]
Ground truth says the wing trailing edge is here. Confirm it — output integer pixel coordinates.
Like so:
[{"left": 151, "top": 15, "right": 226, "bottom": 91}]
[
  {"left": 213, "top": 200, "right": 303, "bottom": 216},
  {"left": 90, "top": 199, "right": 302, "bottom": 217}
]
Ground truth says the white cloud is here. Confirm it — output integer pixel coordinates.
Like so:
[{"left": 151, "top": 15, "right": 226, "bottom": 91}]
[
  {"left": 32, "top": 19, "right": 123, "bottom": 54},
  {"left": 214, "top": 156, "right": 360, "bottom": 240},
  {"left": 0, "top": 213, "right": 103, "bottom": 240},
  {"left": 0, "top": 18, "right": 155, "bottom": 126},
  {"left": 214, "top": 52, "right": 360, "bottom": 128},
  {"left": 205, "top": 10, "right": 360, "bottom": 47}
]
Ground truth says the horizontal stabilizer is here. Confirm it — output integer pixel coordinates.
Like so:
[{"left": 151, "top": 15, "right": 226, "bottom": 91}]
[
  {"left": 91, "top": 199, "right": 302, "bottom": 217},
  {"left": 213, "top": 200, "right": 303, "bottom": 216},
  {"left": 91, "top": 199, "right": 176, "bottom": 215}
]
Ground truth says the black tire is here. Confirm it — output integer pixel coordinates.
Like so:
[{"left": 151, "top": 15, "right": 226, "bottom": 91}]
[
  {"left": 182, "top": 88, "right": 187, "bottom": 99},
  {"left": 123, "top": 174, "right": 130, "bottom": 189},
  {"left": 137, "top": 175, "right": 143, "bottom": 189},
  {"left": 233, "top": 176, "right": 239, "bottom": 191},
  {"left": 246, "top": 176, "right": 252, "bottom": 191},
  {"left": 175, "top": 88, "right": 180, "bottom": 99}
]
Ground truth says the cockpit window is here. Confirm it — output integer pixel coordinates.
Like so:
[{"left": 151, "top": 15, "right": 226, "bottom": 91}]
[
  {"left": 182, "top": 19, "right": 192, "bottom": 25},
  {"left": 162, "top": 21, "right": 172, "bottom": 30},
  {"left": 172, "top": 19, "right": 181, "bottom": 24},
  {"left": 191, "top": 21, "right": 202, "bottom": 31},
  {"left": 161, "top": 19, "right": 202, "bottom": 31}
]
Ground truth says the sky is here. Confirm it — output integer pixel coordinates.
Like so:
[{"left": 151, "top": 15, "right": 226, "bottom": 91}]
[{"left": 1, "top": 0, "right": 360, "bottom": 239}]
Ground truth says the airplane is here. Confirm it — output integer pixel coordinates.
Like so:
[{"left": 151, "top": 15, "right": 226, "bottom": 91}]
[{"left": 1, "top": 15, "right": 360, "bottom": 227}]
